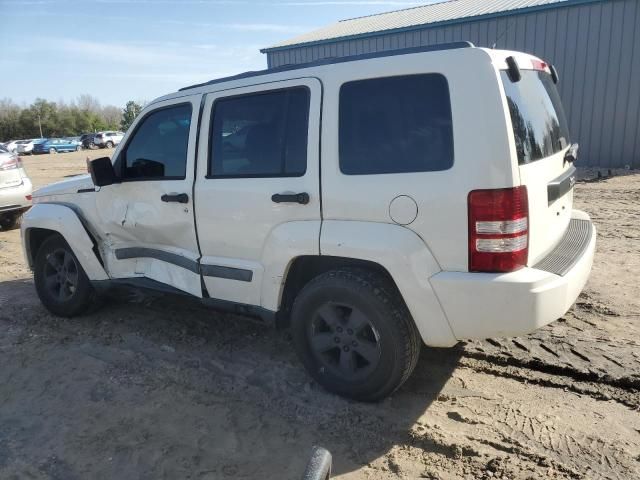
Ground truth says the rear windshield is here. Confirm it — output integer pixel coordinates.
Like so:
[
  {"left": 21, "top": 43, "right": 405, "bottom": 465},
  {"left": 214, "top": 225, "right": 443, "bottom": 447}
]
[{"left": 500, "top": 70, "right": 570, "bottom": 165}]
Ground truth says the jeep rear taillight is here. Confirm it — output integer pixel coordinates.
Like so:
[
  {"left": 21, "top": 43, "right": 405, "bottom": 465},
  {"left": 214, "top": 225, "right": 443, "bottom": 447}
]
[{"left": 468, "top": 186, "right": 528, "bottom": 273}]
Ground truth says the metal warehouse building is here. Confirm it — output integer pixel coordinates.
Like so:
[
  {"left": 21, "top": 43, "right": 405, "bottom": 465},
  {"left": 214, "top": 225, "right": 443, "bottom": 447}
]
[{"left": 261, "top": 0, "right": 640, "bottom": 169}]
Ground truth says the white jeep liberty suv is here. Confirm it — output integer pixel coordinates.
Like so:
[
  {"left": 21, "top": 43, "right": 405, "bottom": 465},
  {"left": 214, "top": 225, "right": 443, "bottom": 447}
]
[{"left": 21, "top": 43, "right": 595, "bottom": 401}]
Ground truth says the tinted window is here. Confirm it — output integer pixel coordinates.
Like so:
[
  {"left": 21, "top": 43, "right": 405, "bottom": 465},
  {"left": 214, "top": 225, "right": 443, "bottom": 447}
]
[
  {"left": 123, "top": 104, "right": 191, "bottom": 180},
  {"left": 501, "top": 70, "right": 570, "bottom": 164},
  {"left": 339, "top": 74, "right": 453, "bottom": 175},
  {"left": 209, "top": 87, "right": 309, "bottom": 177}
]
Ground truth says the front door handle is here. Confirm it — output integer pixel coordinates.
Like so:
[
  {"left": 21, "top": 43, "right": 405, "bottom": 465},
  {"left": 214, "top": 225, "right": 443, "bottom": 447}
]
[
  {"left": 271, "top": 192, "right": 310, "bottom": 205},
  {"left": 161, "top": 193, "right": 189, "bottom": 204}
]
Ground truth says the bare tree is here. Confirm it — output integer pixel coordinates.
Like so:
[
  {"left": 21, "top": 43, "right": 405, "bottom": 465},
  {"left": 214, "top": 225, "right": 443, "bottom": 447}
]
[
  {"left": 102, "top": 105, "right": 122, "bottom": 129},
  {"left": 77, "top": 94, "right": 101, "bottom": 114}
]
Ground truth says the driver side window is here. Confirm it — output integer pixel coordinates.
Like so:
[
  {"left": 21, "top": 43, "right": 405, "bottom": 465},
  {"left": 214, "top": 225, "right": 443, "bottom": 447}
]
[{"left": 122, "top": 103, "right": 192, "bottom": 180}]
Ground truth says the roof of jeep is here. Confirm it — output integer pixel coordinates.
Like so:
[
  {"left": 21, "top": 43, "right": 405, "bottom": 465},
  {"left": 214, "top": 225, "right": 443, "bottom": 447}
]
[
  {"left": 177, "top": 41, "right": 473, "bottom": 93},
  {"left": 151, "top": 43, "right": 542, "bottom": 106}
]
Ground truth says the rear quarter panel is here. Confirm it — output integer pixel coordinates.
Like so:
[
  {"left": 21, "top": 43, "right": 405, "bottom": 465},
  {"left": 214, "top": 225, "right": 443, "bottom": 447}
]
[{"left": 319, "top": 48, "right": 518, "bottom": 272}]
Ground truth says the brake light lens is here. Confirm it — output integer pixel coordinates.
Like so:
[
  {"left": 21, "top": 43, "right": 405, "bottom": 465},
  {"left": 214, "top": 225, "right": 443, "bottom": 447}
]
[
  {"left": 468, "top": 186, "right": 529, "bottom": 273},
  {"left": 0, "top": 156, "right": 19, "bottom": 170},
  {"left": 531, "top": 59, "right": 551, "bottom": 74}
]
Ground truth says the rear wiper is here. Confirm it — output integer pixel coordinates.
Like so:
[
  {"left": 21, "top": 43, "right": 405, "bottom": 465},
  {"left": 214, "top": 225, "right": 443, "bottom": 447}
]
[{"left": 564, "top": 143, "right": 579, "bottom": 166}]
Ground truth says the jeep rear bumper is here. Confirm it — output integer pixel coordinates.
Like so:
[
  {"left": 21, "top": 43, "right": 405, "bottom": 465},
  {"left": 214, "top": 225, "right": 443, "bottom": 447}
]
[{"left": 430, "top": 210, "right": 596, "bottom": 340}]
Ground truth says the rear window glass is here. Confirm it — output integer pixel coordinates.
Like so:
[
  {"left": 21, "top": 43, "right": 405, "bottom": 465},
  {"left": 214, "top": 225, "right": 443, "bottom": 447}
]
[
  {"left": 501, "top": 70, "right": 570, "bottom": 165},
  {"left": 339, "top": 74, "right": 454, "bottom": 175}
]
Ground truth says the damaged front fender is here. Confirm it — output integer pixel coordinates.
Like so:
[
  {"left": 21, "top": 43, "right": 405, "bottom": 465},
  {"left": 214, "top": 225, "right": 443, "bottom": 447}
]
[{"left": 21, "top": 203, "right": 109, "bottom": 281}]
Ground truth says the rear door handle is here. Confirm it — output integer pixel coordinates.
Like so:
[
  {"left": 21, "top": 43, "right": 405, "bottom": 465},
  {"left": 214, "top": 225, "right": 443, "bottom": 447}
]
[
  {"left": 271, "top": 192, "right": 310, "bottom": 205},
  {"left": 161, "top": 193, "right": 189, "bottom": 204}
]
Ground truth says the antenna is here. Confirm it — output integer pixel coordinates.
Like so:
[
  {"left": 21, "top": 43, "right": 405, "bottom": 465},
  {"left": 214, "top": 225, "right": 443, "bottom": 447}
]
[{"left": 492, "top": 18, "right": 515, "bottom": 49}]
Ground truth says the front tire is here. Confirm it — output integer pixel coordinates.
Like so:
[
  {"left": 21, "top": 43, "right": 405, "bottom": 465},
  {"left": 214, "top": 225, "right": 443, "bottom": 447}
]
[
  {"left": 49, "top": 147, "right": 56, "bottom": 154},
  {"left": 106, "top": 141, "right": 114, "bottom": 148},
  {"left": 34, "top": 235, "right": 99, "bottom": 317},
  {"left": 291, "top": 269, "right": 420, "bottom": 401}
]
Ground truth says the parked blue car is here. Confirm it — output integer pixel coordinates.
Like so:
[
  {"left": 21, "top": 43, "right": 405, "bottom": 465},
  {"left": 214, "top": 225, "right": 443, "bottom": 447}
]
[{"left": 33, "top": 138, "right": 81, "bottom": 154}]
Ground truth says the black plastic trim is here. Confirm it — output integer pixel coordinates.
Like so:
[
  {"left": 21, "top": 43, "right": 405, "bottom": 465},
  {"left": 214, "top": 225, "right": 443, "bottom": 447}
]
[
  {"left": 77, "top": 188, "right": 96, "bottom": 193},
  {"left": 115, "top": 247, "right": 200, "bottom": 273},
  {"left": 547, "top": 165, "right": 577, "bottom": 205},
  {"left": 200, "top": 264, "right": 253, "bottom": 282},
  {"left": 91, "top": 279, "right": 274, "bottom": 322},
  {"left": 180, "top": 42, "right": 474, "bottom": 91},
  {"left": 114, "top": 247, "right": 253, "bottom": 282},
  {"left": 506, "top": 56, "right": 521, "bottom": 82}
]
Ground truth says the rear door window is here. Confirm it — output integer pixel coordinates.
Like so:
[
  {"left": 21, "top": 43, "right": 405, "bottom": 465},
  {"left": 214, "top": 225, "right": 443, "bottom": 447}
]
[
  {"left": 339, "top": 74, "right": 454, "bottom": 175},
  {"left": 500, "top": 70, "right": 570, "bottom": 164},
  {"left": 209, "top": 87, "right": 310, "bottom": 178}
]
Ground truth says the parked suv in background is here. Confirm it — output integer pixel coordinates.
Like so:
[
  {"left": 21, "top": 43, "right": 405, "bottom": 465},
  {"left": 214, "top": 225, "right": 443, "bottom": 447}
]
[
  {"left": 93, "top": 131, "right": 124, "bottom": 148},
  {"left": 80, "top": 133, "right": 96, "bottom": 149},
  {"left": 0, "top": 144, "right": 32, "bottom": 229},
  {"left": 20, "top": 44, "right": 595, "bottom": 401}
]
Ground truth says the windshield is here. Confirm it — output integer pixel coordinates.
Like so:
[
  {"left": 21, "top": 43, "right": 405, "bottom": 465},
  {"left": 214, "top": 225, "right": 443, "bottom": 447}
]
[{"left": 501, "top": 70, "right": 570, "bottom": 165}]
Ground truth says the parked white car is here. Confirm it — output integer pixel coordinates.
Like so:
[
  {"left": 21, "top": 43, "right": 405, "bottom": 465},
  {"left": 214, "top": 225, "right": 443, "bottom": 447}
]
[
  {"left": 3, "top": 140, "right": 20, "bottom": 153},
  {"left": 93, "top": 131, "right": 124, "bottom": 149},
  {"left": 0, "top": 144, "right": 32, "bottom": 229},
  {"left": 21, "top": 43, "right": 595, "bottom": 401},
  {"left": 16, "top": 139, "right": 43, "bottom": 155}
]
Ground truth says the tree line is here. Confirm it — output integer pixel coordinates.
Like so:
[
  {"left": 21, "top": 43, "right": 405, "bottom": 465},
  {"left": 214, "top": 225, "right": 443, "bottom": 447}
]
[{"left": 0, "top": 95, "right": 143, "bottom": 142}]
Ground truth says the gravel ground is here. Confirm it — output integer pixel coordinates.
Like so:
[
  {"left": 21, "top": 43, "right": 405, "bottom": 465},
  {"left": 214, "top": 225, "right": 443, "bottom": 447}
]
[{"left": 0, "top": 151, "right": 638, "bottom": 480}]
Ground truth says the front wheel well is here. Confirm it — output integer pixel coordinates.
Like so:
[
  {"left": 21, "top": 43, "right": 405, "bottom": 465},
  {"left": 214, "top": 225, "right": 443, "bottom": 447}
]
[
  {"left": 278, "top": 256, "right": 400, "bottom": 328},
  {"left": 26, "top": 228, "right": 60, "bottom": 268}
]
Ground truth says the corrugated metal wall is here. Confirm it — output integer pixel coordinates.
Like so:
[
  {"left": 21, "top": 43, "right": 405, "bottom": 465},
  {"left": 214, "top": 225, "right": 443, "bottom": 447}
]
[{"left": 266, "top": 0, "right": 640, "bottom": 168}]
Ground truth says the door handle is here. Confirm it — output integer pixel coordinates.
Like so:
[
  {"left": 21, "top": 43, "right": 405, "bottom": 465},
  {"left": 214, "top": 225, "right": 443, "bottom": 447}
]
[
  {"left": 271, "top": 192, "right": 310, "bottom": 205},
  {"left": 161, "top": 193, "right": 189, "bottom": 204}
]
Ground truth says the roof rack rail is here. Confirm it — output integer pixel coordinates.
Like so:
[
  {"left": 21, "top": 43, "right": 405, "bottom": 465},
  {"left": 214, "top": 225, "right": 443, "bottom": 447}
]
[{"left": 179, "top": 41, "right": 474, "bottom": 91}]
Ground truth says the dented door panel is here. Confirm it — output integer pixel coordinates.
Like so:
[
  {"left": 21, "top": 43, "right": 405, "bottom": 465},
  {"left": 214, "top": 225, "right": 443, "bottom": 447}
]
[{"left": 94, "top": 94, "right": 203, "bottom": 296}]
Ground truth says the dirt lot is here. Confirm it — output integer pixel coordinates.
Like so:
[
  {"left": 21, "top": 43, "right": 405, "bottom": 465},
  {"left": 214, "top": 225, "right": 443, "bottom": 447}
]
[{"left": 1, "top": 151, "right": 639, "bottom": 480}]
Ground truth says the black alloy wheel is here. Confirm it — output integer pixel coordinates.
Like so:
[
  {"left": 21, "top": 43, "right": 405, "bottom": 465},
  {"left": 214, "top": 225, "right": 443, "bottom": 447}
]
[{"left": 308, "top": 302, "right": 382, "bottom": 381}]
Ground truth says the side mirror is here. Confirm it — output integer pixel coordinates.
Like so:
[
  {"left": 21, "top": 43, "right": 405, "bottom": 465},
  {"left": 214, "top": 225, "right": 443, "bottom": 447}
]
[{"left": 88, "top": 156, "right": 118, "bottom": 187}]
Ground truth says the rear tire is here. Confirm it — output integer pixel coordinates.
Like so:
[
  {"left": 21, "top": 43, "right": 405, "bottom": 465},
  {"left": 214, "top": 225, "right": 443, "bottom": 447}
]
[
  {"left": 49, "top": 147, "right": 56, "bottom": 154},
  {"left": 34, "top": 234, "right": 99, "bottom": 317},
  {"left": 0, "top": 212, "right": 22, "bottom": 230},
  {"left": 75, "top": 146, "right": 81, "bottom": 151},
  {"left": 291, "top": 269, "right": 420, "bottom": 401},
  {"left": 106, "top": 141, "right": 114, "bottom": 148}
]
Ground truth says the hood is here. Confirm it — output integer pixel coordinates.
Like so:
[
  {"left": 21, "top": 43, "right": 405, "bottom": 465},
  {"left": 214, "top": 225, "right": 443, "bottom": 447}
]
[{"left": 34, "top": 174, "right": 94, "bottom": 198}]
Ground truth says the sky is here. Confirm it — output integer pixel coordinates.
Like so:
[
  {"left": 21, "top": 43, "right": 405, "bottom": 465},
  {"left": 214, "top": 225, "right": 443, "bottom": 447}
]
[{"left": 0, "top": 0, "right": 435, "bottom": 108}]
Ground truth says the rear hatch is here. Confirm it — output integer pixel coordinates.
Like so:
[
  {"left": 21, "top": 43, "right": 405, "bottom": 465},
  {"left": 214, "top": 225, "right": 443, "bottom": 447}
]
[{"left": 500, "top": 59, "right": 576, "bottom": 265}]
